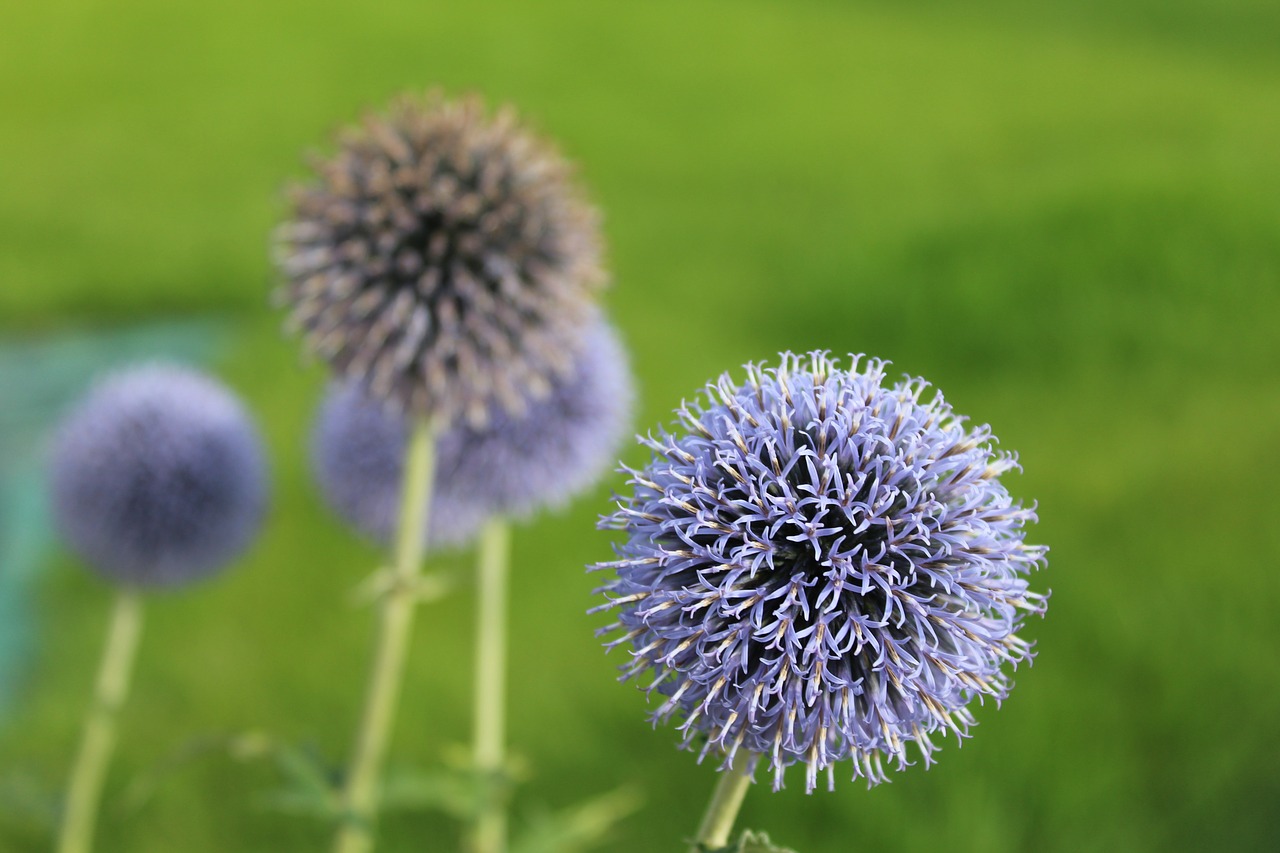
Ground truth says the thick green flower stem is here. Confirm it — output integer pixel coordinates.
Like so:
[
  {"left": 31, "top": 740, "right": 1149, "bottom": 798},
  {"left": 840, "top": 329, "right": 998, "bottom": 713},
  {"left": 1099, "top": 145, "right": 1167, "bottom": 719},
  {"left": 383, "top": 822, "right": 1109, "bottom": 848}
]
[
  {"left": 333, "top": 417, "right": 437, "bottom": 853},
  {"left": 470, "top": 519, "right": 511, "bottom": 853},
  {"left": 56, "top": 588, "right": 144, "bottom": 853},
  {"left": 688, "top": 760, "right": 754, "bottom": 853}
]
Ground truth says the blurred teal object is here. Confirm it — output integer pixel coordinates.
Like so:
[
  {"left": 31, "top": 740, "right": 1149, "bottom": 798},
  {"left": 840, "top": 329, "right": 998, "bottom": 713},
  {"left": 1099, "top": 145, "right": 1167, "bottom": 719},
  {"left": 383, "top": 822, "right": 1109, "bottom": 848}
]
[{"left": 0, "top": 319, "right": 226, "bottom": 720}]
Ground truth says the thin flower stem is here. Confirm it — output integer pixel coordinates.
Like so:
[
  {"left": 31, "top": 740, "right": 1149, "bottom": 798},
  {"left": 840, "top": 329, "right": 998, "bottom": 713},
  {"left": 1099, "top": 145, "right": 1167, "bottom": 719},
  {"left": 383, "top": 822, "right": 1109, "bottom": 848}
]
[
  {"left": 333, "top": 417, "right": 437, "bottom": 853},
  {"left": 470, "top": 519, "right": 511, "bottom": 853},
  {"left": 689, "top": 760, "right": 754, "bottom": 853},
  {"left": 56, "top": 588, "right": 144, "bottom": 853}
]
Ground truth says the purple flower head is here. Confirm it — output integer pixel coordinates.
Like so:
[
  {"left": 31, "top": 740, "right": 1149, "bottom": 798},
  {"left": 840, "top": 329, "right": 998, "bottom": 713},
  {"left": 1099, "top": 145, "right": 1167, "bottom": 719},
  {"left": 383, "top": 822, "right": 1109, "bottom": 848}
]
[
  {"left": 312, "top": 318, "right": 633, "bottom": 548},
  {"left": 276, "top": 91, "right": 605, "bottom": 426},
  {"left": 49, "top": 364, "right": 268, "bottom": 588},
  {"left": 593, "top": 352, "right": 1047, "bottom": 792}
]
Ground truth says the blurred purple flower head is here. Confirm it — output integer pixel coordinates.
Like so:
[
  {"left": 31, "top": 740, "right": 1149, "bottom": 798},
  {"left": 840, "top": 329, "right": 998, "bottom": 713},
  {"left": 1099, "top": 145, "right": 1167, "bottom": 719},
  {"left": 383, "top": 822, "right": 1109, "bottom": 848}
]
[
  {"left": 49, "top": 364, "right": 268, "bottom": 588},
  {"left": 594, "top": 352, "right": 1047, "bottom": 791},
  {"left": 313, "top": 319, "right": 633, "bottom": 548},
  {"left": 276, "top": 91, "right": 605, "bottom": 426}
]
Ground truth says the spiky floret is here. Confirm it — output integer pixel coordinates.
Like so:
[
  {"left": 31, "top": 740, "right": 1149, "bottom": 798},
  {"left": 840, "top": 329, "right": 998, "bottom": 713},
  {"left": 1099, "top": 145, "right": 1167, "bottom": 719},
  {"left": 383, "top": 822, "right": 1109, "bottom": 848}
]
[
  {"left": 276, "top": 91, "right": 605, "bottom": 426},
  {"left": 593, "top": 352, "right": 1047, "bottom": 792},
  {"left": 49, "top": 364, "right": 268, "bottom": 587},
  {"left": 312, "top": 318, "right": 633, "bottom": 548}
]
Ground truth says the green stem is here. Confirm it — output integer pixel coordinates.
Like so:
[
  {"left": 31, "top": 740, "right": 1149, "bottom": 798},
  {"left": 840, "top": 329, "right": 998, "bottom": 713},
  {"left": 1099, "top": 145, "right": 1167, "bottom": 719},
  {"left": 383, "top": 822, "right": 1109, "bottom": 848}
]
[
  {"left": 470, "top": 519, "right": 511, "bottom": 853},
  {"left": 333, "top": 417, "right": 437, "bottom": 853},
  {"left": 56, "top": 589, "right": 144, "bottom": 853},
  {"left": 689, "top": 760, "right": 754, "bottom": 853}
]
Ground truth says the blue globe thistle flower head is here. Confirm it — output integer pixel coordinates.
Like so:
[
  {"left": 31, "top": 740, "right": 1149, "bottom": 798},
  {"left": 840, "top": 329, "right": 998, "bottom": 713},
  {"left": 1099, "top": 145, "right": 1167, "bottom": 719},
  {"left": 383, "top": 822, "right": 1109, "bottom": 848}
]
[
  {"left": 49, "top": 364, "right": 268, "bottom": 588},
  {"left": 313, "top": 318, "right": 634, "bottom": 548},
  {"left": 593, "top": 352, "right": 1047, "bottom": 792}
]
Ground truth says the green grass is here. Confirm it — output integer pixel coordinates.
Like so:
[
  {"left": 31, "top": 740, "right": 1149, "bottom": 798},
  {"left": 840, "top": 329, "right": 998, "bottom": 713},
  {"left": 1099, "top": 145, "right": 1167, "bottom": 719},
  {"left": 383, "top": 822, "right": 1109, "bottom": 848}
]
[{"left": 1, "top": 0, "right": 1278, "bottom": 850}]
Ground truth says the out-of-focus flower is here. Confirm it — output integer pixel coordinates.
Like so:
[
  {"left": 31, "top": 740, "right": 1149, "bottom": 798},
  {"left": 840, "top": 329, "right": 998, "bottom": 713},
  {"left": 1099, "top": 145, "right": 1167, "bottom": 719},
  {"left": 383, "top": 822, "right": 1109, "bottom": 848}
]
[
  {"left": 312, "top": 319, "right": 633, "bottom": 548},
  {"left": 49, "top": 364, "right": 268, "bottom": 587},
  {"left": 276, "top": 91, "right": 605, "bottom": 426},
  {"left": 594, "top": 352, "right": 1047, "bottom": 791}
]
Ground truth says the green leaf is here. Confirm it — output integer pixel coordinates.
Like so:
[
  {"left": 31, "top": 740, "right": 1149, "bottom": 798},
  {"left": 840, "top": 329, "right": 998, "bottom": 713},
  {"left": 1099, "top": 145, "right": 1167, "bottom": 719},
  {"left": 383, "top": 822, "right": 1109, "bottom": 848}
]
[
  {"left": 379, "top": 766, "right": 488, "bottom": 820},
  {"left": 732, "top": 829, "right": 797, "bottom": 853},
  {"left": 120, "top": 731, "right": 275, "bottom": 813},
  {"left": 254, "top": 740, "right": 341, "bottom": 819},
  {"left": 511, "top": 787, "right": 642, "bottom": 853},
  {"left": 121, "top": 730, "right": 342, "bottom": 821},
  {"left": 702, "top": 829, "right": 799, "bottom": 853}
]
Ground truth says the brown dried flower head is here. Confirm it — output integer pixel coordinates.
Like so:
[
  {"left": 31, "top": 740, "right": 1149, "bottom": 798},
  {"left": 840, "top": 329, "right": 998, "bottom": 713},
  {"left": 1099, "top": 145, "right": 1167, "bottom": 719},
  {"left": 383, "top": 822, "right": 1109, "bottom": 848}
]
[{"left": 276, "top": 92, "right": 605, "bottom": 425}]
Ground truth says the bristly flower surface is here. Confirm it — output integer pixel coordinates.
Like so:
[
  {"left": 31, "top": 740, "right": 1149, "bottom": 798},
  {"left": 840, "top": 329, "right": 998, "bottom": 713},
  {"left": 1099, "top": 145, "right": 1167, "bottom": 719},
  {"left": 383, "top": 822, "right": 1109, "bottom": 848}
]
[
  {"left": 593, "top": 352, "right": 1047, "bottom": 792},
  {"left": 49, "top": 364, "right": 268, "bottom": 588},
  {"left": 276, "top": 91, "right": 605, "bottom": 426},
  {"left": 313, "top": 318, "right": 633, "bottom": 548}
]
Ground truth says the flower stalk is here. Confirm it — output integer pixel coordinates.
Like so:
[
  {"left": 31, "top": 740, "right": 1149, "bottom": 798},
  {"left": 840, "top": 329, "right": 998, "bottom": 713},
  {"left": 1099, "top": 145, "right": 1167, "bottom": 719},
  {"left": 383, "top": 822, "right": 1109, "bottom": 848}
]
[
  {"left": 333, "top": 417, "right": 437, "bottom": 853},
  {"left": 56, "top": 589, "right": 144, "bottom": 853},
  {"left": 471, "top": 518, "right": 511, "bottom": 853},
  {"left": 689, "top": 760, "right": 754, "bottom": 853}
]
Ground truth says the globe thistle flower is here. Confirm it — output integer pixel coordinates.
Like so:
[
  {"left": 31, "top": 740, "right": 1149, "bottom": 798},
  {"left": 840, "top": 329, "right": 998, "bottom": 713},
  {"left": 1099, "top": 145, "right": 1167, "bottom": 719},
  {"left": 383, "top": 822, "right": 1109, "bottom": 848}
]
[
  {"left": 593, "top": 352, "right": 1047, "bottom": 792},
  {"left": 312, "top": 318, "right": 634, "bottom": 548},
  {"left": 276, "top": 91, "right": 605, "bottom": 426},
  {"left": 49, "top": 364, "right": 268, "bottom": 587}
]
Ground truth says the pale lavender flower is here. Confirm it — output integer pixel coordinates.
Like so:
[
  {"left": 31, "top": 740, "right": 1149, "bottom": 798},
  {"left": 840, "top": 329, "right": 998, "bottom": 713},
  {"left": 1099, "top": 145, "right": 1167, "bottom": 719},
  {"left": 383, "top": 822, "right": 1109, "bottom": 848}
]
[
  {"left": 593, "top": 352, "right": 1047, "bottom": 791},
  {"left": 312, "top": 319, "right": 633, "bottom": 548},
  {"left": 49, "top": 364, "right": 267, "bottom": 587},
  {"left": 276, "top": 91, "right": 605, "bottom": 426}
]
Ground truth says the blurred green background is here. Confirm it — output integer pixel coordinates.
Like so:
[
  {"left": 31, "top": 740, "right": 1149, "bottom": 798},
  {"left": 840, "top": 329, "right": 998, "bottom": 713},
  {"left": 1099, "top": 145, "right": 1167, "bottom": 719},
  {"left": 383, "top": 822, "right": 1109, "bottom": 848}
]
[{"left": 2, "top": 0, "right": 1278, "bottom": 850}]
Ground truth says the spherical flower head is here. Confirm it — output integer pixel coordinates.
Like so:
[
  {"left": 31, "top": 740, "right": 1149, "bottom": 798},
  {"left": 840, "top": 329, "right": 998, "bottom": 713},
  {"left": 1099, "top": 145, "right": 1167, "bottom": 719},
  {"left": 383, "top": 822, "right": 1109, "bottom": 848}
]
[
  {"left": 312, "top": 319, "right": 633, "bottom": 548},
  {"left": 593, "top": 352, "right": 1047, "bottom": 792},
  {"left": 276, "top": 91, "right": 606, "bottom": 426},
  {"left": 49, "top": 364, "right": 268, "bottom": 588}
]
